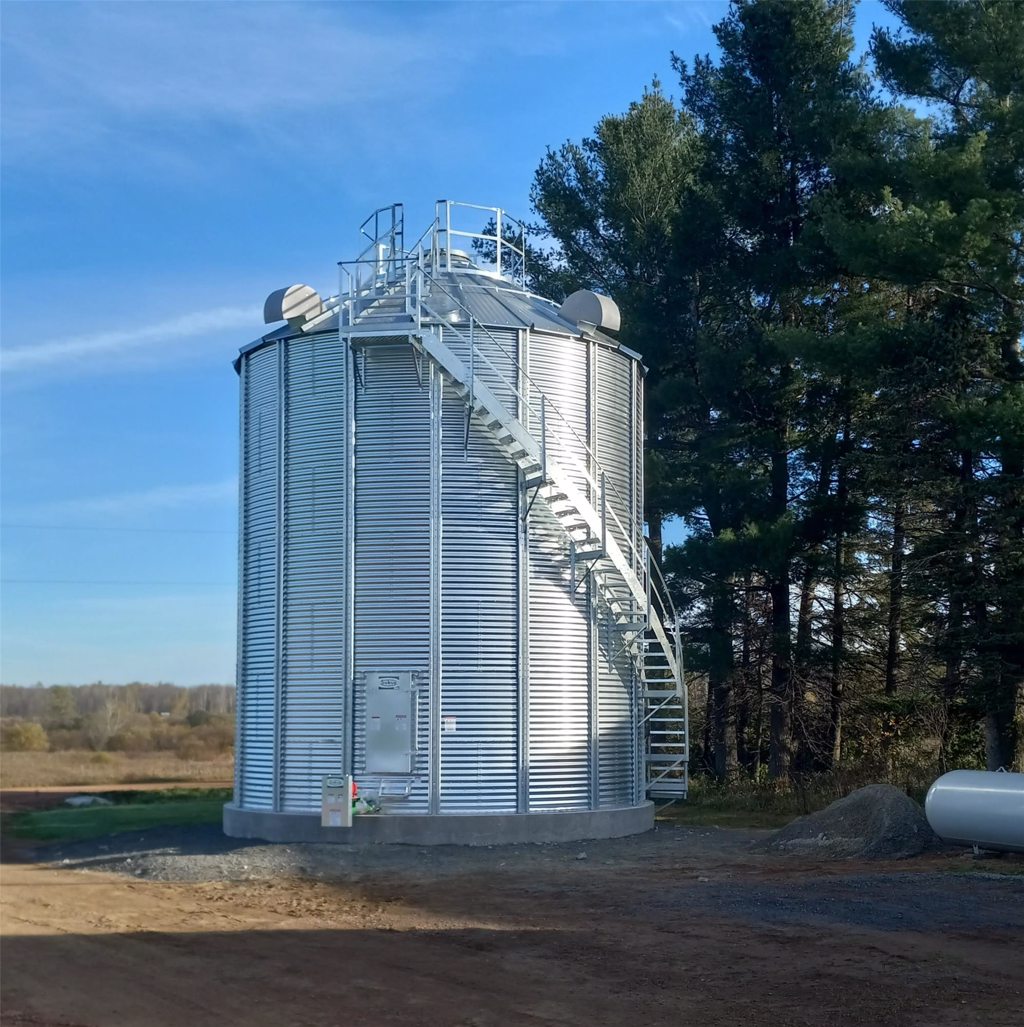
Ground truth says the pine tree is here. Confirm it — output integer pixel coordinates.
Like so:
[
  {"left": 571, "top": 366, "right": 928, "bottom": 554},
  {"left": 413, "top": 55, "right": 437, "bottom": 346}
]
[
  {"left": 868, "top": 0, "right": 1024, "bottom": 768},
  {"left": 673, "top": 0, "right": 885, "bottom": 778}
]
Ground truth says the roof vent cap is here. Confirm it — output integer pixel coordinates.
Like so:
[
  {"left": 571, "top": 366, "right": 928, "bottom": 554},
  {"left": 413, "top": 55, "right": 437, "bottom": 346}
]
[
  {"left": 264, "top": 284, "right": 323, "bottom": 330},
  {"left": 558, "top": 290, "right": 620, "bottom": 334}
]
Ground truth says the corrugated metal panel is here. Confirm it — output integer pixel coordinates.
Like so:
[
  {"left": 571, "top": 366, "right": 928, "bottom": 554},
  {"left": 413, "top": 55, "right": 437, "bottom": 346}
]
[
  {"left": 526, "top": 331, "right": 591, "bottom": 810},
  {"left": 597, "top": 619, "right": 635, "bottom": 807},
  {"left": 352, "top": 342, "right": 431, "bottom": 813},
  {"left": 439, "top": 361, "right": 519, "bottom": 812},
  {"left": 527, "top": 507, "right": 591, "bottom": 809},
  {"left": 525, "top": 332, "right": 592, "bottom": 496},
  {"left": 235, "top": 278, "right": 648, "bottom": 819},
  {"left": 595, "top": 344, "right": 639, "bottom": 807},
  {"left": 237, "top": 344, "right": 279, "bottom": 810},
  {"left": 279, "top": 333, "right": 346, "bottom": 811},
  {"left": 634, "top": 364, "right": 645, "bottom": 802},
  {"left": 427, "top": 272, "right": 577, "bottom": 336},
  {"left": 596, "top": 345, "right": 634, "bottom": 564}
]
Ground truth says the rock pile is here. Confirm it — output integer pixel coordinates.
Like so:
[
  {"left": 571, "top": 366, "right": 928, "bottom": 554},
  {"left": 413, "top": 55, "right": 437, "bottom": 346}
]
[{"left": 769, "top": 784, "right": 937, "bottom": 859}]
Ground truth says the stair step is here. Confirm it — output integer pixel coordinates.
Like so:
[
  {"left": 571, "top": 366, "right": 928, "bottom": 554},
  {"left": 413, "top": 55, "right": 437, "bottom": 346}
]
[
  {"left": 615, "top": 619, "right": 649, "bottom": 632},
  {"left": 647, "top": 783, "right": 688, "bottom": 797},
  {"left": 574, "top": 549, "right": 604, "bottom": 562}
]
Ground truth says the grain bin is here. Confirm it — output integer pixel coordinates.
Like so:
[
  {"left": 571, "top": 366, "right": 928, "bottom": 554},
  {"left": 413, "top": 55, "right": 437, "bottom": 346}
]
[{"left": 224, "top": 202, "right": 687, "bottom": 844}]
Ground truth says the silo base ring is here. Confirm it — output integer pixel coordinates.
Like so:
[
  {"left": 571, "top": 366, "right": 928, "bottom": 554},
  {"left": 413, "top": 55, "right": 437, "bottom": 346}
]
[{"left": 223, "top": 802, "right": 655, "bottom": 846}]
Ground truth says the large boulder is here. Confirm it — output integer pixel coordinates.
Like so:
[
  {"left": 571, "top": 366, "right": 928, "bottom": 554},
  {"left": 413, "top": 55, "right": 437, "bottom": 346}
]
[{"left": 769, "top": 784, "right": 936, "bottom": 859}]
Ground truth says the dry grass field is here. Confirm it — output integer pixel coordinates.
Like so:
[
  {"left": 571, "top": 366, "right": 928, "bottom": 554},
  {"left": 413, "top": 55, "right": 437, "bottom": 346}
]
[{"left": 0, "top": 750, "right": 233, "bottom": 789}]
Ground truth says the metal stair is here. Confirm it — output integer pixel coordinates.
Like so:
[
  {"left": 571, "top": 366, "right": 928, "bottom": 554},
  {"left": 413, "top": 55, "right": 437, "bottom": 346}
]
[{"left": 339, "top": 205, "right": 688, "bottom": 800}]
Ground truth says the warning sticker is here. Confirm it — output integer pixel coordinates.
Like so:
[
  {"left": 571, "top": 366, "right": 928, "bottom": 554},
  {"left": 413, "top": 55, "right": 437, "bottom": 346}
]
[{"left": 442, "top": 716, "right": 457, "bottom": 733}]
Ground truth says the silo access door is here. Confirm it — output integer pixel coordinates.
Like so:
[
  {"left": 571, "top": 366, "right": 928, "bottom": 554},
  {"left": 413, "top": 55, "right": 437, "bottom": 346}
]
[{"left": 364, "top": 671, "right": 417, "bottom": 774}]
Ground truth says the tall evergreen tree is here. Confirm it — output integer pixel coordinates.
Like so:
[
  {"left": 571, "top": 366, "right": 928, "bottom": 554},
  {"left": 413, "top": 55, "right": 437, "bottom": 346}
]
[
  {"left": 867, "top": 0, "right": 1024, "bottom": 768},
  {"left": 672, "top": 0, "right": 884, "bottom": 778},
  {"left": 525, "top": 0, "right": 1023, "bottom": 781},
  {"left": 528, "top": 84, "right": 705, "bottom": 555}
]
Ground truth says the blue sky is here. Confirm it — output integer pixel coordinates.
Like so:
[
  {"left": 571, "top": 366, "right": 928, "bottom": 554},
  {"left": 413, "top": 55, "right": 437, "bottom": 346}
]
[{"left": 1, "top": 0, "right": 896, "bottom": 686}]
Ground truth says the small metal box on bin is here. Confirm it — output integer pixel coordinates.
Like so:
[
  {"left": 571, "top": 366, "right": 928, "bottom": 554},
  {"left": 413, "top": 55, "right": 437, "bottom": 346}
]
[{"left": 321, "top": 774, "right": 353, "bottom": 828}]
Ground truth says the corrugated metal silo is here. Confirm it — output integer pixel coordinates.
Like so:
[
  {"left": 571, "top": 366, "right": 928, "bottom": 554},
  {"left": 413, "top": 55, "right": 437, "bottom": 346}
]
[{"left": 226, "top": 202, "right": 688, "bottom": 844}]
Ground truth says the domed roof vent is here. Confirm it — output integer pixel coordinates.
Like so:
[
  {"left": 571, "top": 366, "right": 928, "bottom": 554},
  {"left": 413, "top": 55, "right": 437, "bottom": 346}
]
[
  {"left": 559, "top": 290, "right": 621, "bottom": 334},
  {"left": 264, "top": 284, "right": 323, "bottom": 330}
]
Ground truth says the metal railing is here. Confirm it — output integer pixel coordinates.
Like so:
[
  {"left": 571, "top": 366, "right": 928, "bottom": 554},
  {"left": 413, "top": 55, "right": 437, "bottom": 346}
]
[
  {"left": 412, "top": 264, "right": 682, "bottom": 677},
  {"left": 338, "top": 210, "right": 683, "bottom": 685},
  {"left": 432, "top": 200, "right": 527, "bottom": 286}
]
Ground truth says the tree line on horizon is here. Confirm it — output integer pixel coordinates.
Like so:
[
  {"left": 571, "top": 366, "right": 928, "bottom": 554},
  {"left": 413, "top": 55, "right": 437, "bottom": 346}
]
[
  {"left": 0, "top": 682, "right": 235, "bottom": 758},
  {"left": 512, "top": 0, "right": 1023, "bottom": 780}
]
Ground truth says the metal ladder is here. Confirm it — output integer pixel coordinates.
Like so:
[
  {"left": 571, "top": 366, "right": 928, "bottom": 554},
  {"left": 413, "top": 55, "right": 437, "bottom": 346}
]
[{"left": 338, "top": 210, "right": 688, "bottom": 799}]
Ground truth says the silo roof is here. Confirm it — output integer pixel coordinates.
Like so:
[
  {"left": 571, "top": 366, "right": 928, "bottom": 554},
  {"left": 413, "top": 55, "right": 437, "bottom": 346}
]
[
  {"left": 237, "top": 271, "right": 636, "bottom": 370},
  {"left": 435, "top": 272, "right": 577, "bottom": 335}
]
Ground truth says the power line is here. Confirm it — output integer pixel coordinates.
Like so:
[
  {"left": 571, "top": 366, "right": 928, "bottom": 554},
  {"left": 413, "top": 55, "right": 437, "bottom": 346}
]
[
  {"left": 1, "top": 523, "right": 236, "bottom": 535},
  {"left": 1, "top": 578, "right": 235, "bottom": 587}
]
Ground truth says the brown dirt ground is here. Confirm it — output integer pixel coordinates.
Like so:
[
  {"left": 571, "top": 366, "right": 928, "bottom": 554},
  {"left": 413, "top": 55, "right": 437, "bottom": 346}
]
[{"left": 2, "top": 832, "right": 1023, "bottom": 1027}]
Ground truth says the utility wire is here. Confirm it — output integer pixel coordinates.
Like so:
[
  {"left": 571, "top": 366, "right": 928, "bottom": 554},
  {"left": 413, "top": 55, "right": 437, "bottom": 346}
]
[
  {"left": 1, "top": 523, "right": 236, "bottom": 535},
  {"left": 2, "top": 578, "right": 235, "bottom": 587}
]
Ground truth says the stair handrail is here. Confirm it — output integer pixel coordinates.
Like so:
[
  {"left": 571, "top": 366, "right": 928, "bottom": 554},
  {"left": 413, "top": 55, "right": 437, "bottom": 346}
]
[
  {"left": 342, "top": 243, "right": 681, "bottom": 686},
  {"left": 417, "top": 292, "right": 686, "bottom": 689},
  {"left": 644, "top": 539, "right": 679, "bottom": 637},
  {"left": 419, "top": 287, "right": 646, "bottom": 581},
  {"left": 414, "top": 263, "right": 639, "bottom": 528},
  {"left": 413, "top": 266, "right": 674, "bottom": 639},
  {"left": 439, "top": 298, "right": 683, "bottom": 711}
]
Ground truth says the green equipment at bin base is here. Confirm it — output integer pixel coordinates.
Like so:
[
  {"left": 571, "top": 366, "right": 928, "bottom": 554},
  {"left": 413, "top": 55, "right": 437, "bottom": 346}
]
[{"left": 320, "top": 775, "right": 382, "bottom": 828}]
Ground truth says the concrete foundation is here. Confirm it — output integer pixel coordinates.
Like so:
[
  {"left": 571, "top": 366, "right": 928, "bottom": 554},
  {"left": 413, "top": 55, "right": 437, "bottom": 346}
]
[{"left": 223, "top": 802, "right": 655, "bottom": 846}]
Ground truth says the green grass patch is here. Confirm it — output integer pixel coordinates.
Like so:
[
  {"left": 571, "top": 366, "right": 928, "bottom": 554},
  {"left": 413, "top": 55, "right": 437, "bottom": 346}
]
[
  {"left": 653, "top": 776, "right": 839, "bottom": 830},
  {"left": 656, "top": 804, "right": 797, "bottom": 830},
  {"left": 947, "top": 859, "right": 1024, "bottom": 877},
  {"left": 4, "top": 796, "right": 226, "bottom": 843},
  {"left": 93, "top": 787, "right": 232, "bottom": 806}
]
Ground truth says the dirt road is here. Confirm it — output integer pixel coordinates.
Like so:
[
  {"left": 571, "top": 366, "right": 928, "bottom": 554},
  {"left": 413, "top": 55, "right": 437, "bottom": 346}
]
[{"left": 2, "top": 829, "right": 1022, "bottom": 1027}]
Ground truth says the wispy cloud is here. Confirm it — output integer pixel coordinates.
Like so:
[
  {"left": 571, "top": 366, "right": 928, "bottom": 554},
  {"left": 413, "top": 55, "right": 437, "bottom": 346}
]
[
  {"left": 1, "top": 306, "right": 259, "bottom": 373},
  {"left": 24, "top": 478, "right": 238, "bottom": 520},
  {"left": 664, "top": 2, "right": 725, "bottom": 35},
  {"left": 0, "top": 2, "right": 574, "bottom": 172}
]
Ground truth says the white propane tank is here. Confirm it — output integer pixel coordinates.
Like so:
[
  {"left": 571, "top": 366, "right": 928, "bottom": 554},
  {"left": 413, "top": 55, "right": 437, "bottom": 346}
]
[{"left": 925, "top": 770, "right": 1024, "bottom": 853}]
